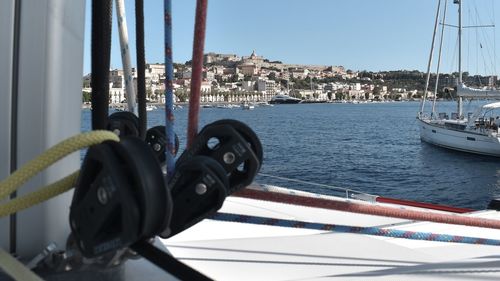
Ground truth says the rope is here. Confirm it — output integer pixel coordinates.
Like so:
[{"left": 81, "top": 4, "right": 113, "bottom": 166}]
[
  {"left": 164, "top": 0, "right": 176, "bottom": 178},
  {"left": 115, "top": 0, "right": 137, "bottom": 114},
  {"left": 187, "top": 0, "right": 208, "bottom": 147},
  {"left": 91, "top": 0, "right": 113, "bottom": 130},
  {"left": 0, "top": 131, "right": 119, "bottom": 200},
  {"left": 0, "top": 172, "right": 79, "bottom": 218},
  {"left": 135, "top": 0, "right": 147, "bottom": 139},
  {"left": 0, "top": 248, "right": 43, "bottom": 281},
  {"left": 233, "top": 187, "right": 500, "bottom": 230},
  {"left": 211, "top": 212, "right": 500, "bottom": 247}
]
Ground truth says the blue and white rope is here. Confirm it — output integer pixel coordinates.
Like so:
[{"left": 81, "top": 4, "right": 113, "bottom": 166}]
[{"left": 210, "top": 212, "right": 500, "bottom": 246}]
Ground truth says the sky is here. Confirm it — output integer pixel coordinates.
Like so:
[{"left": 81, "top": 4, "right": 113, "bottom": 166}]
[{"left": 82, "top": 0, "right": 500, "bottom": 75}]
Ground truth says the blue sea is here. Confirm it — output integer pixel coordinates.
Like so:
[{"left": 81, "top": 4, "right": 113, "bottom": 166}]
[{"left": 82, "top": 101, "right": 500, "bottom": 210}]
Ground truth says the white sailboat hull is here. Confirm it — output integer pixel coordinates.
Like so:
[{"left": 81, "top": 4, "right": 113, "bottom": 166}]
[{"left": 418, "top": 118, "right": 500, "bottom": 157}]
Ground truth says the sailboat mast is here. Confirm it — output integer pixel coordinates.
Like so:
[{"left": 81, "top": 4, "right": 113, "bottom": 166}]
[
  {"left": 420, "top": 0, "right": 442, "bottom": 115},
  {"left": 457, "top": 0, "right": 463, "bottom": 117},
  {"left": 458, "top": 0, "right": 462, "bottom": 83},
  {"left": 432, "top": 0, "right": 448, "bottom": 116}
]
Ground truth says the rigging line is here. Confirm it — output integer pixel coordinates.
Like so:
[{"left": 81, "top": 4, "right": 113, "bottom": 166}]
[
  {"left": 448, "top": 34, "right": 459, "bottom": 90},
  {"left": 115, "top": 0, "right": 137, "bottom": 114},
  {"left": 493, "top": 0, "right": 497, "bottom": 76},
  {"left": 467, "top": 6, "right": 471, "bottom": 73},
  {"left": 420, "top": 0, "right": 442, "bottom": 114},
  {"left": 187, "top": 0, "right": 208, "bottom": 148},
  {"left": 475, "top": 5, "right": 480, "bottom": 76},
  {"left": 164, "top": 0, "right": 176, "bottom": 178},
  {"left": 433, "top": 0, "right": 448, "bottom": 116},
  {"left": 211, "top": 212, "right": 500, "bottom": 247},
  {"left": 135, "top": 0, "right": 147, "bottom": 139},
  {"left": 478, "top": 20, "right": 496, "bottom": 76},
  {"left": 233, "top": 188, "right": 500, "bottom": 230},
  {"left": 474, "top": 4, "right": 495, "bottom": 76},
  {"left": 91, "top": 0, "right": 113, "bottom": 130}
]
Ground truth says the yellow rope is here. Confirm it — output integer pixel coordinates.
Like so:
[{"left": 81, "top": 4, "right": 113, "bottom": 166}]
[
  {"left": 0, "top": 171, "right": 79, "bottom": 218},
  {"left": 0, "top": 248, "right": 43, "bottom": 281},
  {"left": 0, "top": 130, "right": 119, "bottom": 200},
  {"left": 0, "top": 131, "right": 119, "bottom": 278}
]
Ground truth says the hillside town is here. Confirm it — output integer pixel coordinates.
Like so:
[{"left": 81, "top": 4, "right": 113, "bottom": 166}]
[{"left": 83, "top": 50, "right": 448, "bottom": 104}]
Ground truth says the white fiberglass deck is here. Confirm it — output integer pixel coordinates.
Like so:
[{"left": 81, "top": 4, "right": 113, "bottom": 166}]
[{"left": 162, "top": 187, "right": 500, "bottom": 280}]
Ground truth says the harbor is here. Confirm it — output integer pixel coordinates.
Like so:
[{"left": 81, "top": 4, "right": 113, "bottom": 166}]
[{"left": 81, "top": 101, "right": 500, "bottom": 210}]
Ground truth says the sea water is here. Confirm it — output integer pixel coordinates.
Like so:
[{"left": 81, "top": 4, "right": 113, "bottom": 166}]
[{"left": 82, "top": 101, "right": 500, "bottom": 209}]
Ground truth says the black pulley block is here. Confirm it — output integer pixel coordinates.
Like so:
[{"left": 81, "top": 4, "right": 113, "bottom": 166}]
[
  {"left": 145, "top": 125, "right": 180, "bottom": 163},
  {"left": 162, "top": 155, "right": 228, "bottom": 238},
  {"left": 177, "top": 119, "right": 262, "bottom": 193},
  {"left": 69, "top": 137, "right": 171, "bottom": 258},
  {"left": 107, "top": 111, "right": 140, "bottom": 137}
]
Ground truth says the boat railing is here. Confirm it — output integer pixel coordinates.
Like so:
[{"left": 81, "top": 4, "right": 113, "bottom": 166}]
[
  {"left": 257, "top": 173, "right": 379, "bottom": 203},
  {"left": 256, "top": 173, "right": 474, "bottom": 213}
]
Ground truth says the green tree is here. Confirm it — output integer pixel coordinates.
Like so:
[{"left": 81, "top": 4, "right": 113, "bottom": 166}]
[
  {"left": 267, "top": 72, "right": 277, "bottom": 81},
  {"left": 175, "top": 89, "right": 189, "bottom": 102},
  {"left": 82, "top": 91, "right": 91, "bottom": 103}
]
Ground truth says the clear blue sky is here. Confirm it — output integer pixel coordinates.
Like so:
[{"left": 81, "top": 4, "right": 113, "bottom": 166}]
[{"left": 82, "top": 0, "right": 500, "bottom": 75}]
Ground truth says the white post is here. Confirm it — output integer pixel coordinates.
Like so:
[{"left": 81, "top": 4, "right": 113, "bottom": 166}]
[{"left": 0, "top": 0, "right": 85, "bottom": 258}]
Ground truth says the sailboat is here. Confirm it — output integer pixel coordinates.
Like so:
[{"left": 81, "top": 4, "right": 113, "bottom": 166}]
[{"left": 418, "top": 0, "right": 500, "bottom": 157}]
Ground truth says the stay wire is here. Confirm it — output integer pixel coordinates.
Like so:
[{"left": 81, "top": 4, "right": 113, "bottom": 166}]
[
  {"left": 135, "top": 0, "right": 147, "bottom": 139},
  {"left": 91, "top": 0, "right": 113, "bottom": 130}
]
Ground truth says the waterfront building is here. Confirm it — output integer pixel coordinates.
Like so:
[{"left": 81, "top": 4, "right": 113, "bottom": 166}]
[
  {"left": 241, "top": 50, "right": 265, "bottom": 67},
  {"left": 204, "top": 52, "right": 240, "bottom": 65},
  {"left": 257, "top": 78, "right": 278, "bottom": 101},
  {"left": 200, "top": 81, "right": 212, "bottom": 93},
  {"left": 203, "top": 70, "right": 215, "bottom": 81},
  {"left": 182, "top": 68, "right": 192, "bottom": 79},
  {"left": 146, "top": 63, "right": 165, "bottom": 83},
  {"left": 241, "top": 81, "right": 256, "bottom": 92},
  {"left": 239, "top": 62, "right": 259, "bottom": 76},
  {"left": 109, "top": 88, "right": 125, "bottom": 104},
  {"left": 290, "top": 68, "right": 309, "bottom": 79}
]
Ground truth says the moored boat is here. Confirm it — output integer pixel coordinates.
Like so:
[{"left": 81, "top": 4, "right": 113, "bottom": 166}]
[
  {"left": 269, "top": 93, "right": 302, "bottom": 104},
  {"left": 418, "top": 0, "right": 500, "bottom": 156}
]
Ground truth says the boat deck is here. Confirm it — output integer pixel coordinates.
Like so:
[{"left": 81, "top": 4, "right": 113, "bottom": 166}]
[{"left": 161, "top": 189, "right": 500, "bottom": 280}]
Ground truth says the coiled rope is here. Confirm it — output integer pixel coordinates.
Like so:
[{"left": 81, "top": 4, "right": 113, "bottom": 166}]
[{"left": 0, "top": 131, "right": 119, "bottom": 215}]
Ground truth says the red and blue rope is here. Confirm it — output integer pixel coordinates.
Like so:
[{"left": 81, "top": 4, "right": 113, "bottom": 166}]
[
  {"left": 210, "top": 212, "right": 500, "bottom": 247},
  {"left": 187, "top": 0, "right": 208, "bottom": 148}
]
